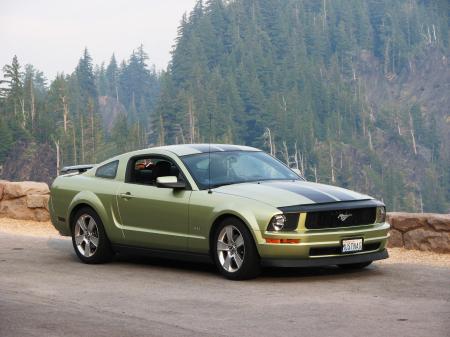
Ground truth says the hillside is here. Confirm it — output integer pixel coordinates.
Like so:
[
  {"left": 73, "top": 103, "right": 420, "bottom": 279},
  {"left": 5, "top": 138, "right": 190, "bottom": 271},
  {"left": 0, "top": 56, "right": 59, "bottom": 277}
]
[
  {"left": 0, "top": 0, "right": 449, "bottom": 212},
  {"left": 155, "top": 0, "right": 450, "bottom": 212}
]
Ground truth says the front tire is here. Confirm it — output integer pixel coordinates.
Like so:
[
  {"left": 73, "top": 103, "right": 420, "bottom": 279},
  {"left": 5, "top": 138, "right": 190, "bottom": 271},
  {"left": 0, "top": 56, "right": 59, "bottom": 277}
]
[
  {"left": 337, "top": 261, "right": 372, "bottom": 269},
  {"left": 71, "top": 207, "right": 114, "bottom": 264},
  {"left": 212, "top": 217, "right": 261, "bottom": 280}
]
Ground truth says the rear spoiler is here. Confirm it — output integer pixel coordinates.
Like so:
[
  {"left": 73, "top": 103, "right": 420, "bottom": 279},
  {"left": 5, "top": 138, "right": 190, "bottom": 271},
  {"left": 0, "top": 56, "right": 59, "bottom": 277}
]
[{"left": 60, "top": 164, "right": 95, "bottom": 175}]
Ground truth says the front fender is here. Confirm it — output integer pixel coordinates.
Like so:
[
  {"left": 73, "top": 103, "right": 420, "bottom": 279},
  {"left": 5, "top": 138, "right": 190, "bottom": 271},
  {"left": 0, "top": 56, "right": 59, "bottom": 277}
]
[{"left": 188, "top": 191, "right": 280, "bottom": 253}]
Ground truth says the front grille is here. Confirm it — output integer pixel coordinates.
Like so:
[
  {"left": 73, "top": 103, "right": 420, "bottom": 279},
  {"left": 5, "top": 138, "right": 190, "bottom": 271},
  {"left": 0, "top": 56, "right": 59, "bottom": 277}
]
[
  {"left": 309, "top": 242, "right": 381, "bottom": 256},
  {"left": 305, "top": 207, "right": 376, "bottom": 229}
]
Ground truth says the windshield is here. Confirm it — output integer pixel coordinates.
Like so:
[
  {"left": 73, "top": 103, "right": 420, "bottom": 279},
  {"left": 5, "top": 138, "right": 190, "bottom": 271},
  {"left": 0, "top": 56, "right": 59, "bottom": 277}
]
[{"left": 181, "top": 151, "right": 302, "bottom": 189}]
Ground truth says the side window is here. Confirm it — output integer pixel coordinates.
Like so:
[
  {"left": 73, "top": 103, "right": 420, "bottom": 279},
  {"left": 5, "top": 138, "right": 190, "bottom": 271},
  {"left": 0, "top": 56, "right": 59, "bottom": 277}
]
[
  {"left": 96, "top": 160, "right": 119, "bottom": 179},
  {"left": 127, "top": 156, "right": 183, "bottom": 186}
]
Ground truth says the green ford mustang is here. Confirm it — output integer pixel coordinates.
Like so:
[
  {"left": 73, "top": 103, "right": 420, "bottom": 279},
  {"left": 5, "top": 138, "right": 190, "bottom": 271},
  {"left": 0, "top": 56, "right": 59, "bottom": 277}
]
[{"left": 50, "top": 144, "right": 390, "bottom": 280}]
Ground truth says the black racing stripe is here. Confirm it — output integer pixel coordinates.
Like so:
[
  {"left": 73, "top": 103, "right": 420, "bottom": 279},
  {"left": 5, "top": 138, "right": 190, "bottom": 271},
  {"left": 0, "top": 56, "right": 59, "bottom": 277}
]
[
  {"left": 188, "top": 144, "right": 222, "bottom": 153},
  {"left": 266, "top": 182, "right": 337, "bottom": 203},
  {"left": 312, "top": 185, "right": 359, "bottom": 201}
]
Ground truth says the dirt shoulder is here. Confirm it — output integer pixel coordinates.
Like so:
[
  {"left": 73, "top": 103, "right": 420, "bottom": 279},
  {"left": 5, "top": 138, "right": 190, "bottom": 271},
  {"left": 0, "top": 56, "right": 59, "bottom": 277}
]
[
  {"left": 0, "top": 218, "right": 59, "bottom": 237},
  {"left": 0, "top": 218, "right": 448, "bottom": 267}
]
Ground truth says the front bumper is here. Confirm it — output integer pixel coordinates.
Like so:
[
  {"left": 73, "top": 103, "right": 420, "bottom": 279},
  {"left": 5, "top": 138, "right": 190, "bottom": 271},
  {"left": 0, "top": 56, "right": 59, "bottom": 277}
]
[
  {"left": 253, "top": 222, "right": 390, "bottom": 262},
  {"left": 262, "top": 249, "right": 388, "bottom": 267}
]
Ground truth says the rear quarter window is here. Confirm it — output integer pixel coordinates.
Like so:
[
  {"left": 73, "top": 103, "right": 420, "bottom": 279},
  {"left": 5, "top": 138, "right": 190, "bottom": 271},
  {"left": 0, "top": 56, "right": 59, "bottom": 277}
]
[{"left": 95, "top": 160, "right": 119, "bottom": 179}]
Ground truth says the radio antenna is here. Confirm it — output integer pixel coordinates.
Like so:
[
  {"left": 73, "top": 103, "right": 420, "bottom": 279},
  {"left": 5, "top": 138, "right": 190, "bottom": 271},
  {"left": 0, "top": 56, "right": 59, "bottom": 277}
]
[{"left": 208, "top": 111, "right": 212, "bottom": 194}]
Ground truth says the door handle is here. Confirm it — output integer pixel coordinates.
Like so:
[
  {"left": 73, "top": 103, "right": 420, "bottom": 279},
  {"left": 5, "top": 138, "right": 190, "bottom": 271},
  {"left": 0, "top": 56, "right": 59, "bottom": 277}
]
[{"left": 119, "top": 192, "right": 133, "bottom": 200}]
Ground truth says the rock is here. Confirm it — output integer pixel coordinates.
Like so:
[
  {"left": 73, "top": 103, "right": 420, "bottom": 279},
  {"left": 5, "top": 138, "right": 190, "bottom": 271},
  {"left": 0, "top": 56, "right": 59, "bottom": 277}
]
[
  {"left": 0, "top": 180, "right": 9, "bottom": 200},
  {"left": 33, "top": 208, "right": 51, "bottom": 221},
  {"left": 0, "top": 196, "right": 50, "bottom": 222},
  {"left": 387, "top": 212, "right": 425, "bottom": 232},
  {"left": 387, "top": 229, "right": 403, "bottom": 248},
  {"left": 3, "top": 181, "right": 50, "bottom": 200},
  {"left": 0, "top": 197, "right": 38, "bottom": 220},
  {"left": 26, "top": 194, "right": 50, "bottom": 210},
  {"left": 426, "top": 214, "right": 450, "bottom": 232},
  {"left": 403, "top": 228, "right": 450, "bottom": 253}
]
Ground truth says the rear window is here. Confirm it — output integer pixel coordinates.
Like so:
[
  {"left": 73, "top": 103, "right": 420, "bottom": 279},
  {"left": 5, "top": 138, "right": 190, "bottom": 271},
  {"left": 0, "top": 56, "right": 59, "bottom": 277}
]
[{"left": 96, "top": 160, "right": 119, "bottom": 179}]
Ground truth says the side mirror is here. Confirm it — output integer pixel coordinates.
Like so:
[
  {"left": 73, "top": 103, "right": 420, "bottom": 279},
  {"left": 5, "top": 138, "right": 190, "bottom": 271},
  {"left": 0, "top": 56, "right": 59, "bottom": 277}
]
[{"left": 156, "top": 176, "right": 186, "bottom": 189}]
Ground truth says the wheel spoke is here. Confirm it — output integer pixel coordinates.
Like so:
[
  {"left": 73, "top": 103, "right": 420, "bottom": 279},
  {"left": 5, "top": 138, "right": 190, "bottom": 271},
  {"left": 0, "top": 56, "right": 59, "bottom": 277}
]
[
  {"left": 217, "top": 240, "right": 229, "bottom": 251},
  {"left": 234, "top": 254, "right": 243, "bottom": 269},
  {"left": 84, "top": 241, "right": 91, "bottom": 257},
  {"left": 234, "top": 235, "right": 244, "bottom": 248},
  {"left": 90, "top": 236, "right": 99, "bottom": 248},
  {"left": 223, "top": 254, "right": 232, "bottom": 271},
  {"left": 225, "top": 226, "right": 234, "bottom": 243},
  {"left": 87, "top": 217, "right": 95, "bottom": 232},
  {"left": 77, "top": 218, "right": 88, "bottom": 232},
  {"left": 75, "top": 234, "right": 85, "bottom": 245}
]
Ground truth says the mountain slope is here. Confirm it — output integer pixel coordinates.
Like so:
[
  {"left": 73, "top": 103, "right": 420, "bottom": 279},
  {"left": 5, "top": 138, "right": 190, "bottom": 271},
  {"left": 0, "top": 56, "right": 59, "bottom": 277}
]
[{"left": 155, "top": 0, "right": 450, "bottom": 212}]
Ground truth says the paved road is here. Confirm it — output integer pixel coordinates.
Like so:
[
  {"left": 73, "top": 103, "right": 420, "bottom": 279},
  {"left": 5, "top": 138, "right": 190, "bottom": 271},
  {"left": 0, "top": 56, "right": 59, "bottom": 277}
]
[{"left": 0, "top": 232, "right": 449, "bottom": 337}]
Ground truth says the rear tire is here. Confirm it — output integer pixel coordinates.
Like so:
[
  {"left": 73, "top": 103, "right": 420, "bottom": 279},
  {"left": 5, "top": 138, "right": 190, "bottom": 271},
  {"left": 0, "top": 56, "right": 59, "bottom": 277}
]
[
  {"left": 71, "top": 207, "right": 114, "bottom": 264},
  {"left": 212, "top": 217, "right": 261, "bottom": 280},
  {"left": 337, "top": 261, "right": 372, "bottom": 269}
]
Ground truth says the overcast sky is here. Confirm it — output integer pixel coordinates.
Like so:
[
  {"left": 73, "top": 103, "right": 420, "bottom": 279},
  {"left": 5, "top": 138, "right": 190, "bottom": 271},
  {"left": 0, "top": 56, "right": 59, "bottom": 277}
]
[{"left": 0, "top": 0, "right": 198, "bottom": 80}]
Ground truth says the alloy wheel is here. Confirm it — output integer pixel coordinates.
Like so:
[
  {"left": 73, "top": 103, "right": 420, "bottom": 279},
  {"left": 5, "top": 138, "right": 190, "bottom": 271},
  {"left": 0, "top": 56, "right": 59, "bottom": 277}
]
[
  {"left": 217, "top": 225, "right": 245, "bottom": 273},
  {"left": 74, "top": 214, "right": 99, "bottom": 258}
]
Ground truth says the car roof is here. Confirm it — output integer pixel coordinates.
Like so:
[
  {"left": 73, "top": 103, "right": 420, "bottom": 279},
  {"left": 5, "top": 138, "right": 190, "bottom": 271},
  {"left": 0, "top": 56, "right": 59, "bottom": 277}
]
[{"left": 149, "top": 144, "right": 261, "bottom": 157}]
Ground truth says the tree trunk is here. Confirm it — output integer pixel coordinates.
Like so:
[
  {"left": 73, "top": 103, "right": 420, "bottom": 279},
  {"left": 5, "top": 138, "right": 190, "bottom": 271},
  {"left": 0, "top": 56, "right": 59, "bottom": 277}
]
[
  {"left": 54, "top": 139, "right": 60, "bottom": 176},
  {"left": 72, "top": 126, "right": 77, "bottom": 165},
  {"left": 30, "top": 79, "right": 35, "bottom": 131},
  {"left": 80, "top": 115, "right": 85, "bottom": 163},
  {"left": 408, "top": 109, "right": 417, "bottom": 155},
  {"left": 329, "top": 142, "right": 335, "bottom": 183},
  {"left": 61, "top": 96, "right": 69, "bottom": 134}
]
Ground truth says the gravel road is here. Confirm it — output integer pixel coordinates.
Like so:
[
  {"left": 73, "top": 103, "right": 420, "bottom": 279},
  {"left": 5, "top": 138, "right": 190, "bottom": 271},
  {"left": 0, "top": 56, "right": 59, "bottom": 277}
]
[{"left": 0, "top": 232, "right": 449, "bottom": 337}]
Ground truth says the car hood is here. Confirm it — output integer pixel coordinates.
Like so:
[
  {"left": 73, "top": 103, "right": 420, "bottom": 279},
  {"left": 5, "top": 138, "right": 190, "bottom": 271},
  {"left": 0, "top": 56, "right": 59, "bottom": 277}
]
[{"left": 214, "top": 180, "right": 372, "bottom": 208}]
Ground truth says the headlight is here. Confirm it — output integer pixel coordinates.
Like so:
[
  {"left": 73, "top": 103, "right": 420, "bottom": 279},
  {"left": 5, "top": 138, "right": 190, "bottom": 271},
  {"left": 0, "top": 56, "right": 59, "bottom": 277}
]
[
  {"left": 267, "top": 214, "right": 286, "bottom": 231},
  {"left": 375, "top": 206, "right": 386, "bottom": 223}
]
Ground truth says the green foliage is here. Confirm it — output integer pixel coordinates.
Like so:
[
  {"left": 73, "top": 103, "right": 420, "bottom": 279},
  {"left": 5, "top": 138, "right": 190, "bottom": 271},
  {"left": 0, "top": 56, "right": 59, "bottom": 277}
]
[
  {"left": 0, "top": 0, "right": 448, "bottom": 213},
  {"left": 0, "top": 46, "right": 160, "bottom": 171},
  {"left": 154, "top": 0, "right": 449, "bottom": 212}
]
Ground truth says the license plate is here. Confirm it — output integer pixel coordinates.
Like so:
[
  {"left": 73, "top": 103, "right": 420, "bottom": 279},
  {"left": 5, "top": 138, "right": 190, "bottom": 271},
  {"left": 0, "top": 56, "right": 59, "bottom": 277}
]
[{"left": 342, "top": 238, "right": 363, "bottom": 253}]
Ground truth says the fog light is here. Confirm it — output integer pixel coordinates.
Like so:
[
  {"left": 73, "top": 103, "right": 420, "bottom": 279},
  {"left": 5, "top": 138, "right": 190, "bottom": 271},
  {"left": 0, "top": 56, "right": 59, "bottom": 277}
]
[
  {"left": 267, "top": 214, "right": 286, "bottom": 231},
  {"left": 376, "top": 206, "right": 386, "bottom": 223}
]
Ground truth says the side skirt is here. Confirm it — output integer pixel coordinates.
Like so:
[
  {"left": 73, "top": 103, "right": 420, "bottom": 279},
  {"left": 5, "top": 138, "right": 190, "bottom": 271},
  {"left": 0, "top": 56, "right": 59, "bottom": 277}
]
[{"left": 111, "top": 244, "right": 213, "bottom": 264}]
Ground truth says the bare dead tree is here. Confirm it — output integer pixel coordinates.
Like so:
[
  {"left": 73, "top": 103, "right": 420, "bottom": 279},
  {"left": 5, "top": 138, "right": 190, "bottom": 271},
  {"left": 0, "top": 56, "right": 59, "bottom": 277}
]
[
  {"left": 329, "top": 142, "right": 335, "bottom": 183},
  {"left": 80, "top": 115, "right": 85, "bottom": 163},
  {"left": 61, "top": 95, "right": 69, "bottom": 134},
  {"left": 158, "top": 114, "right": 165, "bottom": 146},
  {"left": 263, "top": 128, "right": 275, "bottom": 156},
  {"left": 293, "top": 142, "right": 300, "bottom": 169},
  {"left": 176, "top": 124, "right": 186, "bottom": 144},
  {"left": 282, "top": 141, "right": 289, "bottom": 165},
  {"left": 54, "top": 139, "right": 60, "bottom": 176},
  {"left": 187, "top": 96, "right": 196, "bottom": 143},
  {"left": 71, "top": 123, "right": 77, "bottom": 165},
  {"left": 408, "top": 108, "right": 417, "bottom": 155},
  {"left": 20, "top": 97, "right": 26, "bottom": 128},
  {"left": 30, "top": 78, "right": 35, "bottom": 130}
]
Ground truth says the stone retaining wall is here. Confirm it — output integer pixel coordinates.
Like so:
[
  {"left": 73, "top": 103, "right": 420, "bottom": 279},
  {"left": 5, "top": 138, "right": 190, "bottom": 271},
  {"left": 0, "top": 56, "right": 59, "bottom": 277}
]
[
  {"left": 0, "top": 181, "right": 448, "bottom": 253},
  {"left": 0, "top": 181, "right": 50, "bottom": 221},
  {"left": 387, "top": 212, "right": 450, "bottom": 253}
]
